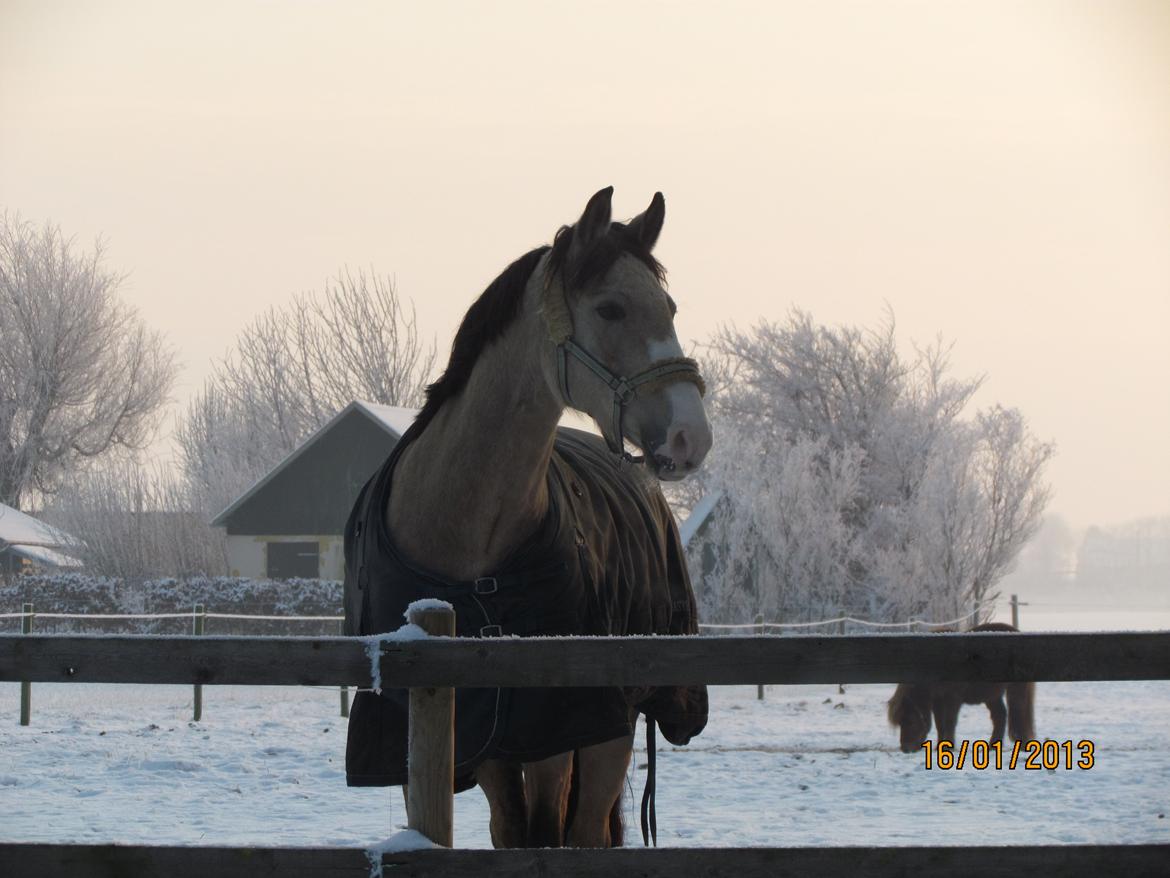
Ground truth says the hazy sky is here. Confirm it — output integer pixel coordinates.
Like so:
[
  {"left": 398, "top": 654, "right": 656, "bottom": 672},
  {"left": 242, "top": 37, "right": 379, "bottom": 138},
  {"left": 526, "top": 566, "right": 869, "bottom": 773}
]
[{"left": 2, "top": 0, "right": 1168, "bottom": 531}]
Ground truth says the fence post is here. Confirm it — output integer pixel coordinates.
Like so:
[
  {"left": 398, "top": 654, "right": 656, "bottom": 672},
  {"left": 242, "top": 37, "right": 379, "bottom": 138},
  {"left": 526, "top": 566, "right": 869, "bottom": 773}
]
[
  {"left": 20, "top": 602, "right": 33, "bottom": 726},
  {"left": 338, "top": 618, "right": 350, "bottom": 718},
  {"left": 755, "top": 614, "right": 765, "bottom": 700},
  {"left": 406, "top": 603, "right": 455, "bottom": 848},
  {"left": 192, "top": 604, "right": 205, "bottom": 722},
  {"left": 838, "top": 618, "right": 847, "bottom": 694},
  {"left": 1010, "top": 594, "right": 1019, "bottom": 629}
]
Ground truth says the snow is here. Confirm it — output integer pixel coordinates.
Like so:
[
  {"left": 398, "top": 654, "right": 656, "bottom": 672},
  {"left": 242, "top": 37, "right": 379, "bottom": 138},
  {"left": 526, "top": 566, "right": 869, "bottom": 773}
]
[
  {"left": 405, "top": 599, "right": 454, "bottom": 617},
  {"left": 365, "top": 830, "right": 436, "bottom": 878},
  {"left": 1, "top": 606, "right": 1167, "bottom": 849},
  {"left": 0, "top": 503, "right": 83, "bottom": 568},
  {"left": 0, "top": 503, "right": 73, "bottom": 546},
  {"left": 4, "top": 542, "right": 84, "bottom": 569},
  {"left": 355, "top": 402, "right": 419, "bottom": 439},
  {"left": 365, "top": 619, "right": 433, "bottom": 693}
]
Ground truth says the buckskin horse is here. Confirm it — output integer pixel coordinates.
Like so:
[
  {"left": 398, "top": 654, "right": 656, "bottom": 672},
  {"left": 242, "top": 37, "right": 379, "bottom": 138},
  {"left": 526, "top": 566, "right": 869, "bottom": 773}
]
[
  {"left": 343, "top": 188, "right": 712, "bottom": 847},
  {"left": 887, "top": 622, "right": 1037, "bottom": 752}
]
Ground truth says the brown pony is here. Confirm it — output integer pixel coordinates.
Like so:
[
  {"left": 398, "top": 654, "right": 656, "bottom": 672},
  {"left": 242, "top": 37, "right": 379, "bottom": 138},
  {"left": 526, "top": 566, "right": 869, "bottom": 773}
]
[{"left": 887, "top": 622, "right": 1036, "bottom": 753}]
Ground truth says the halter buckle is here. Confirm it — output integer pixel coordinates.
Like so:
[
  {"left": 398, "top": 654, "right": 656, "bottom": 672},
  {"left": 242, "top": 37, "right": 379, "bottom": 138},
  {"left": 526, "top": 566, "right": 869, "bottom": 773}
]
[{"left": 613, "top": 380, "right": 637, "bottom": 405}]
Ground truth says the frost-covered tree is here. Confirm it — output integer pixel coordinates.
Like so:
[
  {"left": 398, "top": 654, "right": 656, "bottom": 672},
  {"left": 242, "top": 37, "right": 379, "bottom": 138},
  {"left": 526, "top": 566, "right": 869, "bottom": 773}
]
[
  {"left": 175, "top": 269, "right": 435, "bottom": 515},
  {"left": 1076, "top": 516, "right": 1170, "bottom": 595},
  {"left": 691, "top": 311, "right": 1053, "bottom": 624},
  {"left": 46, "top": 453, "right": 229, "bottom": 579},
  {"left": 0, "top": 213, "right": 176, "bottom": 510}
]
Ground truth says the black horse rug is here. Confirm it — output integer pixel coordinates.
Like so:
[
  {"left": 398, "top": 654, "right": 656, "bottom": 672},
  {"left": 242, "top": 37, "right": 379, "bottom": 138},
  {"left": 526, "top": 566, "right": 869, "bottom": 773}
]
[{"left": 343, "top": 425, "right": 708, "bottom": 791}]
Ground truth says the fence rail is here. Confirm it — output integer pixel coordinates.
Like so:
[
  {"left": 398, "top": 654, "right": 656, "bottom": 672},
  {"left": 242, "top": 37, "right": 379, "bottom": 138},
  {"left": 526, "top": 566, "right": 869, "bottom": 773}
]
[
  {"left": 2, "top": 630, "right": 1168, "bottom": 687},
  {"left": 1, "top": 842, "right": 1166, "bottom": 878}
]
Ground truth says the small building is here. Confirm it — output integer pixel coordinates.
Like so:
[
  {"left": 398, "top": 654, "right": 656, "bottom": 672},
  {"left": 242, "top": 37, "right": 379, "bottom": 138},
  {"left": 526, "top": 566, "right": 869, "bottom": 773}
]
[
  {"left": 0, "top": 502, "right": 85, "bottom": 573},
  {"left": 211, "top": 401, "right": 417, "bottom": 580},
  {"left": 678, "top": 490, "right": 724, "bottom": 552},
  {"left": 678, "top": 491, "right": 728, "bottom": 593}
]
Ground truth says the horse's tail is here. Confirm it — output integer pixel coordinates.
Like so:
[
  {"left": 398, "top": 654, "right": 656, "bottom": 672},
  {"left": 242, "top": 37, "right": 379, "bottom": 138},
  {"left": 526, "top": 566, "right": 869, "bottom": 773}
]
[
  {"left": 1007, "top": 681, "right": 1036, "bottom": 741},
  {"left": 565, "top": 750, "right": 580, "bottom": 842},
  {"left": 609, "top": 789, "right": 623, "bottom": 848},
  {"left": 887, "top": 684, "right": 909, "bottom": 727}
]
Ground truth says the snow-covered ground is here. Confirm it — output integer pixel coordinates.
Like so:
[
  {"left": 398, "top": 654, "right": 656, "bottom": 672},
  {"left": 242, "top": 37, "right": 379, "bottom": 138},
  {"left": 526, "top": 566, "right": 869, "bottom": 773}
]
[{"left": 2, "top": 607, "right": 1168, "bottom": 849}]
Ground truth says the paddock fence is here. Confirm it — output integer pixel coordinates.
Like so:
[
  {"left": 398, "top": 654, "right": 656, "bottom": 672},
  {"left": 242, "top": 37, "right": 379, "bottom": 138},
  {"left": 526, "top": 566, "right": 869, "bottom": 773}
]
[
  {"left": 1, "top": 595, "right": 1024, "bottom": 721},
  {"left": 1, "top": 606, "right": 1168, "bottom": 877}
]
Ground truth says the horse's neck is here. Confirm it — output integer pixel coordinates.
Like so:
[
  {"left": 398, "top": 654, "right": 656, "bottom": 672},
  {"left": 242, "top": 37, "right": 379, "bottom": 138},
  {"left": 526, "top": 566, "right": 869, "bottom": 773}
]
[{"left": 386, "top": 311, "right": 562, "bottom": 580}]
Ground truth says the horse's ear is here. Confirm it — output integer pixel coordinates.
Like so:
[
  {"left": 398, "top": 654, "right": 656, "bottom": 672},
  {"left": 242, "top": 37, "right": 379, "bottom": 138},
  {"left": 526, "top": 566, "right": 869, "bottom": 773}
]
[
  {"left": 627, "top": 191, "right": 665, "bottom": 251},
  {"left": 569, "top": 186, "right": 613, "bottom": 263}
]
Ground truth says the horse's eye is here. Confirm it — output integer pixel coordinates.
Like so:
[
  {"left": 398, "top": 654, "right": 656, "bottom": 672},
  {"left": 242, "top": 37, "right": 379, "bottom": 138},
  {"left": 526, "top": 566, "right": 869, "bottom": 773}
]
[{"left": 595, "top": 302, "right": 626, "bottom": 321}]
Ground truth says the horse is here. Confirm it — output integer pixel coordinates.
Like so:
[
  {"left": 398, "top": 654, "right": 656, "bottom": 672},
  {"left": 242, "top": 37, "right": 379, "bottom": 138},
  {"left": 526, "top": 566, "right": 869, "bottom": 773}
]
[
  {"left": 342, "top": 187, "right": 712, "bottom": 848},
  {"left": 887, "top": 622, "right": 1036, "bottom": 753}
]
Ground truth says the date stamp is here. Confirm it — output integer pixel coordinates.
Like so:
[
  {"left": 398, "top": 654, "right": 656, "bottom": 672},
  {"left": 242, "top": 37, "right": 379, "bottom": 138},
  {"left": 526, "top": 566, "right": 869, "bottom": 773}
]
[{"left": 921, "top": 739, "right": 1095, "bottom": 770}]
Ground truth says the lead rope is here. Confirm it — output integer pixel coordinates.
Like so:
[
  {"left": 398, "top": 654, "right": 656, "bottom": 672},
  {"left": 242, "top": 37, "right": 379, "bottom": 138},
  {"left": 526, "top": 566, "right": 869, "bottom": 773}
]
[{"left": 639, "top": 717, "right": 658, "bottom": 847}]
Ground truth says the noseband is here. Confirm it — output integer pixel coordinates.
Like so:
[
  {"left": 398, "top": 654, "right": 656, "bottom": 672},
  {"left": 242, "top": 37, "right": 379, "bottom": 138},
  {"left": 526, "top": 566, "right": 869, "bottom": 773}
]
[{"left": 543, "top": 274, "right": 705, "bottom": 465}]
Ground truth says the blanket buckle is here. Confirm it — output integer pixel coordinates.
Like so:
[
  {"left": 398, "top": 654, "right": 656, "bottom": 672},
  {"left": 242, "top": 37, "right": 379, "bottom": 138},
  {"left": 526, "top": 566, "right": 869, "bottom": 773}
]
[{"left": 474, "top": 576, "right": 499, "bottom": 595}]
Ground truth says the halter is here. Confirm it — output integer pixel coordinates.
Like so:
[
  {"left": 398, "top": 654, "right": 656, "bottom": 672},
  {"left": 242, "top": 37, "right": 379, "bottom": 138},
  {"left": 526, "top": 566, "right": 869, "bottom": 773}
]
[{"left": 543, "top": 273, "right": 706, "bottom": 465}]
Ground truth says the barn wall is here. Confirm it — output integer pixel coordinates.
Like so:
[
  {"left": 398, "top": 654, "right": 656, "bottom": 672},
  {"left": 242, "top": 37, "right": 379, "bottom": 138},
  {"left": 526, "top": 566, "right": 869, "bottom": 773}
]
[
  {"left": 222, "top": 412, "right": 395, "bottom": 537},
  {"left": 226, "top": 536, "right": 265, "bottom": 578},
  {"left": 225, "top": 535, "right": 345, "bottom": 580}
]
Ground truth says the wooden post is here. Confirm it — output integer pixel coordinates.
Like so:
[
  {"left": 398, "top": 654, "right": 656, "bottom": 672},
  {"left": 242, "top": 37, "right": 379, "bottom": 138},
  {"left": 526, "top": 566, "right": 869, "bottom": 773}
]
[
  {"left": 838, "top": 618, "right": 846, "bottom": 694},
  {"left": 338, "top": 619, "right": 350, "bottom": 718},
  {"left": 406, "top": 603, "right": 455, "bottom": 848},
  {"left": 1011, "top": 594, "right": 1020, "bottom": 629},
  {"left": 755, "top": 614, "right": 765, "bottom": 700},
  {"left": 192, "top": 604, "right": 205, "bottom": 722},
  {"left": 20, "top": 603, "right": 33, "bottom": 726}
]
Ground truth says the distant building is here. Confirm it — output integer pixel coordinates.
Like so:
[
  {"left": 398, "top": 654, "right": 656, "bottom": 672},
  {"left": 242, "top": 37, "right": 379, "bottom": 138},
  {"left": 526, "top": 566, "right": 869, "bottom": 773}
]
[
  {"left": 678, "top": 490, "right": 724, "bottom": 551},
  {"left": 0, "top": 503, "right": 84, "bottom": 573},
  {"left": 678, "top": 491, "right": 737, "bottom": 602},
  {"left": 211, "top": 401, "right": 417, "bottom": 580}
]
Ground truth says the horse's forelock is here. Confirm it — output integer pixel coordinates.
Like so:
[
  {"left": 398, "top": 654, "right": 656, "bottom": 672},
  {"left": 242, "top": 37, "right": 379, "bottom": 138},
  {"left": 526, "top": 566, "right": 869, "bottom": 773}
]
[{"left": 549, "top": 220, "right": 666, "bottom": 294}]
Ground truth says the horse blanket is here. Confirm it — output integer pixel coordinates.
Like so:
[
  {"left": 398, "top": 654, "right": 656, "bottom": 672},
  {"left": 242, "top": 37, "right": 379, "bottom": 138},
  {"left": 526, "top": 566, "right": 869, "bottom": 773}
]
[{"left": 343, "top": 426, "right": 708, "bottom": 791}]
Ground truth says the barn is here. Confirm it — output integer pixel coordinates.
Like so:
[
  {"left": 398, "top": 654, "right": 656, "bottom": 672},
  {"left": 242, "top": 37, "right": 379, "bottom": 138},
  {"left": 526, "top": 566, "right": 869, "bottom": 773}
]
[
  {"left": 0, "top": 502, "right": 84, "bottom": 574},
  {"left": 211, "top": 400, "right": 417, "bottom": 580}
]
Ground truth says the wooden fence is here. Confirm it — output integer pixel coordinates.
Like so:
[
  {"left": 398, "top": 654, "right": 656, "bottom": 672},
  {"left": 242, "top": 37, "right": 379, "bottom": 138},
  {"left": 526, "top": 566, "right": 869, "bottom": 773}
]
[{"left": 1, "top": 613, "right": 1168, "bottom": 876}]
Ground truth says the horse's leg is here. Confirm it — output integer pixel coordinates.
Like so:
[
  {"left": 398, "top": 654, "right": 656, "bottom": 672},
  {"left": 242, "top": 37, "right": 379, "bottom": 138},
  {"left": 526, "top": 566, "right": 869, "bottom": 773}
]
[
  {"left": 986, "top": 696, "right": 1007, "bottom": 744},
  {"left": 523, "top": 751, "right": 573, "bottom": 847},
  {"left": 565, "top": 733, "right": 634, "bottom": 848},
  {"left": 932, "top": 699, "right": 961, "bottom": 746},
  {"left": 475, "top": 759, "right": 527, "bottom": 848},
  {"left": 1006, "top": 682, "right": 1037, "bottom": 742}
]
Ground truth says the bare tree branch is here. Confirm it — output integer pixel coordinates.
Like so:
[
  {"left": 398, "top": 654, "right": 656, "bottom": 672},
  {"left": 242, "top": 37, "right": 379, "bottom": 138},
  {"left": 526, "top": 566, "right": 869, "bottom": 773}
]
[
  {"left": 0, "top": 212, "right": 176, "bottom": 510},
  {"left": 174, "top": 267, "right": 435, "bottom": 519}
]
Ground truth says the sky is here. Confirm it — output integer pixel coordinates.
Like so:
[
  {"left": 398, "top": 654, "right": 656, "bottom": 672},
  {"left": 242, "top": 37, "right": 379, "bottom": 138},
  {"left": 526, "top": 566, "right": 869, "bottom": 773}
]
[{"left": 2, "top": 0, "right": 1168, "bottom": 532}]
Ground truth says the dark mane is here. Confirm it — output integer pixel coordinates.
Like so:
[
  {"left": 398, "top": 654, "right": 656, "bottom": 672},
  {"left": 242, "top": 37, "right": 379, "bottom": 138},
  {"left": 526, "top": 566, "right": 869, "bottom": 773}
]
[
  {"left": 411, "top": 221, "right": 667, "bottom": 437},
  {"left": 413, "top": 245, "right": 550, "bottom": 436}
]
